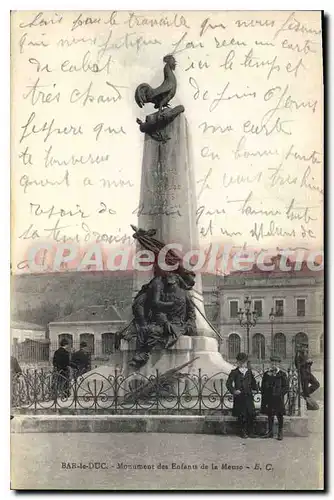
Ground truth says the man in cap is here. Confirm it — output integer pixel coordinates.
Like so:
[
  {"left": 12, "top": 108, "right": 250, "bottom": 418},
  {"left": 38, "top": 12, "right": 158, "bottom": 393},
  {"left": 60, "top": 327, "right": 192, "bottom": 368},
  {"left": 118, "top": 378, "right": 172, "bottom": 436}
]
[
  {"left": 71, "top": 341, "right": 91, "bottom": 377},
  {"left": 261, "top": 354, "right": 288, "bottom": 440},
  {"left": 226, "top": 352, "right": 258, "bottom": 438},
  {"left": 295, "top": 342, "right": 320, "bottom": 410}
]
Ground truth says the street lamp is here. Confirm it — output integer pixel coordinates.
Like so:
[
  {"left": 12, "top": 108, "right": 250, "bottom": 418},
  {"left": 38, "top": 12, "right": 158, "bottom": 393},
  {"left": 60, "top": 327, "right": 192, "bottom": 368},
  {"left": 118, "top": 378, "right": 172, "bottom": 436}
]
[
  {"left": 238, "top": 296, "right": 257, "bottom": 355},
  {"left": 269, "top": 307, "right": 275, "bottom": 356}
]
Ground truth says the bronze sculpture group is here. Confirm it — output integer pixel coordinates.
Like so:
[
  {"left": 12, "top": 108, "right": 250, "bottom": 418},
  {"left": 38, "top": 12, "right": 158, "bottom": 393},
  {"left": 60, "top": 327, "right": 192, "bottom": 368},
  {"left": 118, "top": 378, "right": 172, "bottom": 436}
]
[
  {"left": 116, "top": 226, "right": 198, "bottom": 369},
  {"left": 125, "top": 273, "right": 197, "bottom": 368}
]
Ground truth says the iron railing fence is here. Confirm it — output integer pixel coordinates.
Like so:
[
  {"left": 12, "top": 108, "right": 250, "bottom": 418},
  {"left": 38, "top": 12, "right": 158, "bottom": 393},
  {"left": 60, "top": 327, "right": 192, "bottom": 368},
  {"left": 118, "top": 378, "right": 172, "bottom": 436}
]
[
  {"left": 12, "top": 340, "right": 305, "bottom": 366},
  {"left": 11, "top": 367, "right": 301, "bottom": 416}
]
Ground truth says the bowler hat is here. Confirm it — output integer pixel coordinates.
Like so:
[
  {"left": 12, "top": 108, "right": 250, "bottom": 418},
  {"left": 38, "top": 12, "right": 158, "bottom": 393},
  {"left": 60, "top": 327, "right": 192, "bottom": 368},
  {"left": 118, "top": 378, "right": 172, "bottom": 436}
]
[
  {"left": 80, "top": 341, "right": 88, "bottom": 348},
  {"left": 270, "top": 354, "right": 281, "bottom": 362},
  {"left": 236, "top": 352, "right": 248, "bottom": 362},
  {"left": 60, "top": 338, "right": 69, "bottom": 347}
]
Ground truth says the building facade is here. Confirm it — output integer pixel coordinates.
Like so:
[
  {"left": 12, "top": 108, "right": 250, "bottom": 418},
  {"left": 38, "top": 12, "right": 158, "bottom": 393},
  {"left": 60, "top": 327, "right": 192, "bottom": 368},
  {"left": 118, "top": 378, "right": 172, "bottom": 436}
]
[
  {"left": 202, "top": 262, "right": 324, "bottom": 364},
  {"left": 48, "top": 303, "right": 127, "bottom": 360}
]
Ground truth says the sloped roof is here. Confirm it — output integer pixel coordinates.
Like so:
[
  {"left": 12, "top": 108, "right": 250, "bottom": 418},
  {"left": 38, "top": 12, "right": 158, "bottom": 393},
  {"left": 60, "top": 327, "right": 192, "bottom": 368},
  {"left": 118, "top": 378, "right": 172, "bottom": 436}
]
[
  {"left": 11, "top": 320, "right": 45, "bottom": 331},
  {"left": 54, "top": 304, "right": 124, "bottom": 323}
]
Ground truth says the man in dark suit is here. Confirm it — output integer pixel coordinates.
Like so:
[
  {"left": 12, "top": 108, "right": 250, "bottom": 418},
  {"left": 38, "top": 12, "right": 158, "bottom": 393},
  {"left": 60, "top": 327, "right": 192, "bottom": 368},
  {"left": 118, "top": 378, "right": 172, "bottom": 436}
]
[
  {"left": 71, "top": 341, "right": 91, "bottom": 376},
  {"left": 52, "top": 338, "right": 71, "bottom": 397},
  {"left": 261, "top": 354, "right": 289, "bottom": 440},
  {"left": 226, "top": 352, "right": 258, "bottom": 438},
  {"left": 295, "top": 343, "right": 320, "bottom": 409}
]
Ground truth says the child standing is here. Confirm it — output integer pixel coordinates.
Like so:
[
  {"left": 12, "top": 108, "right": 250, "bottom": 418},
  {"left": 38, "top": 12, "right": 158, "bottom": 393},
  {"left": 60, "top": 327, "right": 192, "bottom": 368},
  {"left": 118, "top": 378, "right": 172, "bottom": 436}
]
[{"left": 261, "top": 354, "right": 289, "bottom": 440}]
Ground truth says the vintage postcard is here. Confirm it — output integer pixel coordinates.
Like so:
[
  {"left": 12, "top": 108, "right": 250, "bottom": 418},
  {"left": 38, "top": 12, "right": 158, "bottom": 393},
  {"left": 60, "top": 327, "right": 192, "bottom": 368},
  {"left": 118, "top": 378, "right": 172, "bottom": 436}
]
[{"left": 10, "top": 10, "right": 324, "bottom": 490}]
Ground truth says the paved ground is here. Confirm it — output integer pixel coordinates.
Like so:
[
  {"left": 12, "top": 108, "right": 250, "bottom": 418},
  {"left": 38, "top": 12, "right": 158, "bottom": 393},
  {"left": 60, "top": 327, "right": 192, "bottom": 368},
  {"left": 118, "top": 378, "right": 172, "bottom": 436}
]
[{"left": 11, "top": 400, "right": 324, "bottom": 491}]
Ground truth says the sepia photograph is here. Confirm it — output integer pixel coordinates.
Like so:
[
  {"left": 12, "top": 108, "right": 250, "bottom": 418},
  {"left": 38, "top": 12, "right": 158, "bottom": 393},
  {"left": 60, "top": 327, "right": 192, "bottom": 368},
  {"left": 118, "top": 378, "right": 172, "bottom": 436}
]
[{"left": 9, "top": 9, "right": 324, "bottom": 491}]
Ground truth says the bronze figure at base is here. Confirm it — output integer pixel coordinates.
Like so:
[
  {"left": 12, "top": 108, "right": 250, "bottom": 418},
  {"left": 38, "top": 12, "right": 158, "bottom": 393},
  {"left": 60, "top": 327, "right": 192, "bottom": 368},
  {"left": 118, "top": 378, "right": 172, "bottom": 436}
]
[
  {"left": 125, "top": 272, "right": 197, "bottom": 369},
  {"left": 114, "top": 226, "right": 198, "bottom": 370}
]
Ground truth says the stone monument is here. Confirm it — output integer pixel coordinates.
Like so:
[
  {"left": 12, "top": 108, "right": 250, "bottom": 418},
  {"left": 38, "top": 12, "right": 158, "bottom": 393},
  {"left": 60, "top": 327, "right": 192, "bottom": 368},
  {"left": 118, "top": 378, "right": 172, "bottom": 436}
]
[{"left": 118, "top": 54, "right": 234, "bottom": 378}]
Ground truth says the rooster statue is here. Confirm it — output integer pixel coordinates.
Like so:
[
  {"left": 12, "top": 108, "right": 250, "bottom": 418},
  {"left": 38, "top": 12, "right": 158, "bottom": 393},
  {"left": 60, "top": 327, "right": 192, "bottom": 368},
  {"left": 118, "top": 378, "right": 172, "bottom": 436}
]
[{"left": 135, "top": 54, "right": 177, "bottom": 116}]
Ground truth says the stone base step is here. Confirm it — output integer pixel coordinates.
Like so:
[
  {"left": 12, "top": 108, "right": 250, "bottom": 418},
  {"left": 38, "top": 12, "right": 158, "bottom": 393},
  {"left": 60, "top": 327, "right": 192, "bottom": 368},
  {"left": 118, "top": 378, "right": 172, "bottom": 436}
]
[{"left": 11, "top": 414, "right": 308, "bottom": 437}]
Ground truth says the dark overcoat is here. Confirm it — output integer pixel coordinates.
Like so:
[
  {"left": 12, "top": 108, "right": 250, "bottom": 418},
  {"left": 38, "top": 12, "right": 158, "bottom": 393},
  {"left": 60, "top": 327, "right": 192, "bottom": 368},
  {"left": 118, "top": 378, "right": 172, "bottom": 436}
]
[
  {"left": 295, "top": 351, "right": 308, "bottom": 370},
  {"left": 226, "top": 368, "right": 258, "bottom": 418},
  {"left": 53, "top": 347, "right": 70, "bottom": 371},
  {"left": 294, "top": 352, "right": 319, "bottom": 397},
  {"left": 295, "top": 351, "right": 311, "bottom": 380},
  {"left": 52, "top": 347, "right": 70, "bottom": 397},
  {"left": 71, "top": 350, "right": 91, "bottom": 375},
  {"left": 260, "top": 369, "right": 288, "bottom": 415}
]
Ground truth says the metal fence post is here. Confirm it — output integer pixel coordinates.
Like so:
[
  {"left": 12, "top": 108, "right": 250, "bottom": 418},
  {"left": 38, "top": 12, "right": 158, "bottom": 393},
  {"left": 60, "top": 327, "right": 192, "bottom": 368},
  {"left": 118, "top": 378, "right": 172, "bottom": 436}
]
[
  {"left": 198, "top": 368, "right": 202, "bottom": 415},
  {"left": 33, "top": 369, "right": 37, "bottom": 412},
  {"left": 297, "top": 368, "right": 301, "bottom": 416},
  {"left": 220, "top": 378, "right": 224, "bottom": 412},
  {"left": 73, "top": 375, "right": 77, "bottom": 410},
  {"left": 114, "top": 368, "right": 118, "bottom": 414},
  {"left": 156, "top": 369, "right": 159, "bottom": 413}
]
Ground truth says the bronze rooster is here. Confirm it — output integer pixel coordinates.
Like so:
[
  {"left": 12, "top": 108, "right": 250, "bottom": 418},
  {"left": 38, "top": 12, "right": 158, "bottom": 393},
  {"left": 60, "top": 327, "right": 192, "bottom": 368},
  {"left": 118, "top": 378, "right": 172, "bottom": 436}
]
[{"left": 135, "top": 54, "right": 177, "bottom": 116}]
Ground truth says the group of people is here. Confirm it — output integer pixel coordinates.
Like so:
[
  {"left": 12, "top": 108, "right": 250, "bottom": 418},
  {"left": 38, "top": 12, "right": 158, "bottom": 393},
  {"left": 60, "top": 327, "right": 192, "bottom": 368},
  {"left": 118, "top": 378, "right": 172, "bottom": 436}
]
[
  {"left": 52, "top": 339, "right": 92, "bottom": 397},
  {"left": 226, "top": 346, "right": 320, "bottom": 440}
]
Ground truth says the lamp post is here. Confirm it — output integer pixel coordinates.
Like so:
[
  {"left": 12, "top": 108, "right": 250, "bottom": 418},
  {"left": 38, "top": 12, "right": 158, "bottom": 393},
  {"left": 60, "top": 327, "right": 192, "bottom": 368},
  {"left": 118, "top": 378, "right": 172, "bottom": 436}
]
[
  {"left": 269, "top": 307, "right": 275, "bottom": 356},
  {"left": 238, "top": 296, "right": 257, "bottom": 355}
]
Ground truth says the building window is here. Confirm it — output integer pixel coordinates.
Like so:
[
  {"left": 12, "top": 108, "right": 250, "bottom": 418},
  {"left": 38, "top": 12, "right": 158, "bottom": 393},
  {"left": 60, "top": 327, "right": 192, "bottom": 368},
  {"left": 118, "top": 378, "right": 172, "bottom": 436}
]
[
  {"left": 102, "top": 333, "right": 115, "bottom": 354},
  {"left": 296, "top": 298, "right": 306, "bottom": 317},
  {"left": 320, "top": 334, "right": 324, "bottom": 354},
  {"left": 228, "top": 334, "right": 241, "bottom": 359},
  {"left": 295, "top": 332, "right": 308, "bottom": 350},
  {"left": 252, "top": 333, "right": 265, "bottom": 360},
  {"left": 80, "top": 333, "right": 95, "bottom": 355},
  {"left": 253, "top": 300, "right": 263, "bottom": 317},
  {"left": 229, "top": 300, "right": 239, "bottom": 318},
  {"left": 273, "top": 332, "right": 286, "bottom": 359},
  {"left": 275, "top": 299, "right": 284, "bottom": 317},
  {"left": 58, "top": 333, "right": 73, "bottom": 347}
]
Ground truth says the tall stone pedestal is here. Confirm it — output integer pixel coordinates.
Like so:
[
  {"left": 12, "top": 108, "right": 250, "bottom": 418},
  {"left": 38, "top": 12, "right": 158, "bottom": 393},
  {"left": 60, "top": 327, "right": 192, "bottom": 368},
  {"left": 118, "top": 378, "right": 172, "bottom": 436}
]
[
  {"left": 131, "top": 111, "right": 233, "bottom": 377},
  {"left": 135, "top": 113, "right": 214, "bottom": 334}
]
